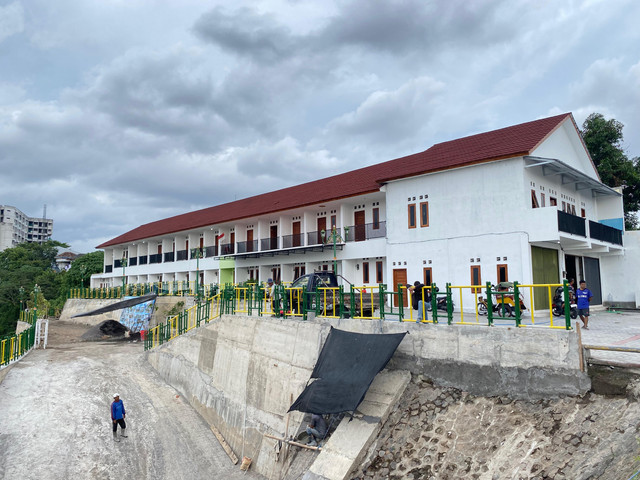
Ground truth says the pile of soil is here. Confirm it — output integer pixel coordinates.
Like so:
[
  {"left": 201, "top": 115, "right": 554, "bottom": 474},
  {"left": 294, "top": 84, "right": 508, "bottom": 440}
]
[{"left": 81, "top": 320, "right": 129, "bottom": 341}]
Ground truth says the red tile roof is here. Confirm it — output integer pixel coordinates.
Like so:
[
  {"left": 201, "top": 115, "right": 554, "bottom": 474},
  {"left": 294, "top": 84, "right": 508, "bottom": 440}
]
[{"left": 97, "top": 113, "right": 572, "bottom": 248}]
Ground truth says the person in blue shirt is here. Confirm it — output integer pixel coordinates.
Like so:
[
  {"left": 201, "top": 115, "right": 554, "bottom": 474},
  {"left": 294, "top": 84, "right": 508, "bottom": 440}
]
[
  {"left": 575, "top": 280, "right": 593, "bottom": 330},
  {"left": 111, "top": 393, "right": 127, "bottom": 442}
]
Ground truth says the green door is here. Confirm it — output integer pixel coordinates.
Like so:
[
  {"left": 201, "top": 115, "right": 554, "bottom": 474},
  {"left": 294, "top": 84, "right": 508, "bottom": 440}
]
[{"left": 531, "top": 246, "right": 560, "bottom": 310}]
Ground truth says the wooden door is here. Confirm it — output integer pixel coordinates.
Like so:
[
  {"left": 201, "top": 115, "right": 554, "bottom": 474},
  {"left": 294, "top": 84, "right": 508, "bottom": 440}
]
[
  {"left": 531, "top": 246, "right": 559, "bottom": 309},
  {"left": 293, "top": 221, "right": 301, "bottom": 247},
  {"left": 393, "top": 268, "right": 407, "bottom": 307},
  {"left": 230, "top": 232, "right": 235, "bottom": 253},
  {"left": 247, "top": 229, "right": 254, "bottom": 252},
  {"left": 355, "top": 210, "right": 366, "bottom": 242},
  {"left": 270, "top": 225, "right": 278, "bottom": 250},
  {"left": 317, "top": 217, "right": 326, "bottom": 244}
]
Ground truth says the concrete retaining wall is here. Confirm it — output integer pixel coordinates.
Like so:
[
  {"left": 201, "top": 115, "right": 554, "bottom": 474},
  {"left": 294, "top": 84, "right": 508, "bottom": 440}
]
[{"left": 145, "top": 316, "right": 589, "bottom": 477}]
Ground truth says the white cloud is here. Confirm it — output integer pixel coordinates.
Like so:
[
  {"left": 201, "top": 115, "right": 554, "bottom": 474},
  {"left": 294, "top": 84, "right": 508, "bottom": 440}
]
[{"left": 0, "top": 2, "right": 23, "bottom": 43}]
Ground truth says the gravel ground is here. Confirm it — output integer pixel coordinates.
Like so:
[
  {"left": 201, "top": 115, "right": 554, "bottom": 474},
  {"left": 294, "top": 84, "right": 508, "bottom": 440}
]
[{"left": 0, "top": 320, "right": 264, "bottom": 480}]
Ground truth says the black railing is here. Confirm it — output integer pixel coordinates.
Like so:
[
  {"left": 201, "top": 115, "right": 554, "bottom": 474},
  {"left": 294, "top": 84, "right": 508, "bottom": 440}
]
[
  {"left": 139, "top": 256, "right": 148, "bottom": 265},
  {"left": 149, "top": 253, "right": 162, "bottom": 264},
  {"left": 220, "top": 243, "right": 234, "bottom": 255},
  {"left": 557, "top": 211, "right": 586, "bottom": 237},
  {"left": 190, "top": 247, "right": 204, "bottom": 259},
  {"left": 105, "top": 265, "right": 113, "bottom": 273},
  {"left": 205, "top": 246, "right": 217, "bottom": 257},
  {"left": 589, "top": 221, "right": 623, "bottom": 245},
  {"left": 176, "top": 250, "right": 188, "bottom": 261},
  {"left": 237, "top": 240, "right": 258, "bottom": 254},
  {"left": 344, "top": 221, "right": 387, "bottom": 241},
  {"left": 128, "top": 257, "right": 138, "bottom": 266},
  {"left": 282, "top": 233, "right": 303, "bottom": 248},
  {"left": 307, "top": 230, "right": 325, "bottom": 245},
  {"left": 164, "top": 252, "right": 175, "bottom": 262},
  {"left": 114, "top": 259, "right": 122, "bottom": 268},
  {"left": 260, "top": 237, "right": 280, "bottom": 250}
]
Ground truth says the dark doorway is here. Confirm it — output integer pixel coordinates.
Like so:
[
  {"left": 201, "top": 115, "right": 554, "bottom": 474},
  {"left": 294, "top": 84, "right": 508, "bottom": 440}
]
[
  {"left": 355, "top": 210, "right": 366, "bottom": 242},
  {"left": 565, "top": 254, "right": 578, "bottom": 285},
  {"left": 317, "top": 217, "right": 326, "bottom": 244},
  {"left": 583, "top": 257, "right": 602, "bottom": 305},
  {"left": 293, "top": 221, "right": 301, "bottom": 247}
]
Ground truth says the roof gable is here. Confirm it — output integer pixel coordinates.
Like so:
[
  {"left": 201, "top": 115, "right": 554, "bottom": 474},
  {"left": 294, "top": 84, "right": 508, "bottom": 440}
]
[{"left": 98, "top": 113, "right": 572, "bottom": 248}]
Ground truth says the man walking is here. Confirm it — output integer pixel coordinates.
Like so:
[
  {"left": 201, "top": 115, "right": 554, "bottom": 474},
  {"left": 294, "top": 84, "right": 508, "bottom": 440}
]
[
  {"left": 111, "top": 393, "right": 127, "bottom": 442},
  {"left": 575, "top": 280, "right": 593, "bottom": 330}
]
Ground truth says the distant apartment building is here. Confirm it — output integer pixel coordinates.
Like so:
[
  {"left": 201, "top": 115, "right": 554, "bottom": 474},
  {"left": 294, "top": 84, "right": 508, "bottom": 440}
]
[{"left": 0, "top": 205, "right": 53, "bottom": 251}]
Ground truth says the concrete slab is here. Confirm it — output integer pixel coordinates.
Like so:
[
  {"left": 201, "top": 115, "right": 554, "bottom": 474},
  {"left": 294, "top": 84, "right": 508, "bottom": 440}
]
[{"left": 304, "top": 369, "right": 411, "bottom": 480}]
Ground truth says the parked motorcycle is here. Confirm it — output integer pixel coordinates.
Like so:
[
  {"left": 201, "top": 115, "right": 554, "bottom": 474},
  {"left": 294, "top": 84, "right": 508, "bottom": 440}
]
[
  {"left": 425, "top": 288, "right": 455, "bottom": 312},
  {"left": 477, "top": 282, "right": 526, "bottom": 317},
  {"left": 552, "top": 286, "right": 578, "bottom": 319}
]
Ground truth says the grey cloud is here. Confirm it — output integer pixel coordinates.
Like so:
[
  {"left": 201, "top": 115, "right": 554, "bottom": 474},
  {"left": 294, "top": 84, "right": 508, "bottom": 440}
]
[{"left": 193, "top": 7, "right": 299, "bottom": 63}]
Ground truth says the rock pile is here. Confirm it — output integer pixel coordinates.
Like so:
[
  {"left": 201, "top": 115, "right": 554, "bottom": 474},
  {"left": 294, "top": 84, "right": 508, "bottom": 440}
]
[
  {"left": 80, "top": 320, "right": 129, "bottom": 341},
  {"left": 352, "top": 374, "right": 640, "bottom": 480}
]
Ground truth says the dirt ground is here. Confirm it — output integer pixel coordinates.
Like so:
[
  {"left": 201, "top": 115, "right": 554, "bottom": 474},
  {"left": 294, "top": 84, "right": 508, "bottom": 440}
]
[{"left": 0, "top": 320, "right": 264, "bottom": 480}]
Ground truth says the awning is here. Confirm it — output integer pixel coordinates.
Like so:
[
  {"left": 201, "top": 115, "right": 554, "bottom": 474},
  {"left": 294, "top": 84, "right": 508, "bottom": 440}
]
[{"left": 524, "top": 156, "right": 620, "bottom": 197}]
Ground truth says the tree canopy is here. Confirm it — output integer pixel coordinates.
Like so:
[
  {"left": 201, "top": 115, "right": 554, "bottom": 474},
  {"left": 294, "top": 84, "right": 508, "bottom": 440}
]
[
  {"left": 0, "top": 242, "right": 104, "bottom": 336},
  {"left": 581, "top": 113, "right": 640, "bottom": 229}
]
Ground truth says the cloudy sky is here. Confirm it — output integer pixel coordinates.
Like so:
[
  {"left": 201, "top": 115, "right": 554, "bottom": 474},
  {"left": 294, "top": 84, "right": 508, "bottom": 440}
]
[{"left": 1, "top": 0, "right": 639, "bottom": 253}]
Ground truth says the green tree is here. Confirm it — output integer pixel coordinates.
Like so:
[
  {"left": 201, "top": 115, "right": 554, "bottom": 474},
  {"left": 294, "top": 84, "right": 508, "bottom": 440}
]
[
  {"left": 0, "top": 240, "right": 67, "bottom": 335},
  {"left": 581, "top": 113, "right": 640, "bottom": 229}
]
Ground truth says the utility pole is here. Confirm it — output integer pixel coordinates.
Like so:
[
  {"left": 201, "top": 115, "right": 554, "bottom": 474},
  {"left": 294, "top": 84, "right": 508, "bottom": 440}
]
[
  {"left": 192, "top": 247, "right": 202, "bottom": 301},
  {"left": 121, "top": 255, "right": 127, "bottom": 297},
  {"left": 321, "top": 226, "right": 349, "bottom": 274}
]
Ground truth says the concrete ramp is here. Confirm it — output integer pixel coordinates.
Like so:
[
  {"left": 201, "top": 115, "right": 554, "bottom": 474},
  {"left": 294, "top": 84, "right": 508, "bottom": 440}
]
[{"left": 304, "top": 369, "right": 410, "bottom": 480}]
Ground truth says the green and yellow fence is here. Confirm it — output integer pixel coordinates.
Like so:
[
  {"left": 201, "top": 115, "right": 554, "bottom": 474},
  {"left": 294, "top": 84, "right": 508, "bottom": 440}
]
[
  {"left": 1, "top": 321, "right": 36, "bottom": 367},
  {"left": 135, "top": 280, "right": 575, "bottom": 350}
]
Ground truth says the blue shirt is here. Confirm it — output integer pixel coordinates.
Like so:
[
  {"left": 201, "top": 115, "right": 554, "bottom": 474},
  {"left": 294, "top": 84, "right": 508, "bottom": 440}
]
[
  {"left": 576, "top": 288, "right": 593, "bottom": 309},
  {"left": 111, "top": 399, "right": 126, "bottom": 420}
]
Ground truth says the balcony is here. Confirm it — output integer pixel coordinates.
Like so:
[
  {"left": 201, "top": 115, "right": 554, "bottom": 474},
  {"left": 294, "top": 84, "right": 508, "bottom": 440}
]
[
  {"left": 176, "top": 249, "right": 188, "bottom": 261},
  {"left": 260, "top": 237, "right": 280, "bottom": 250},
  {"left": 205, "top": 246, "right": 217, "bottom": 257},
  {"left": 344, "top": 222, "right": 387, "bottom": 242},
  {"left": 139, "top": 256, "right": 148, "bottom": 265},
  {"left": 128, "top": 257, "right": 138, "bottom": 266},
  {"left": 589, "top": 220, "right": 623, "bottom": 245},
  {"left": 237, "top": 240, "right": 258, "bottom": 253},
  {"left": 114, "top": 259, "right": 122, "bottom": 268},
  {"left": 105, "top": 265, "right": 112, "bottom": 273},
  {"left": 282, "top": 234, "right": 303, "bottom": 248},
  {"left": 220, "top": 243, "right": 234, "bottom": 255},
  {"left": 149, "top": 253, "right": 162, "bottom": 264},
  {"left": 557, "top": 211, "right": 586, "bottom": 237},
  {"left": 164, "top": 252, "right": 175, "bottom": 262}
]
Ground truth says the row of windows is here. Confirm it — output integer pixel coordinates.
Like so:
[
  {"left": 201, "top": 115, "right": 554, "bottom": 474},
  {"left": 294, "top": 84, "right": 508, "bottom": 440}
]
[
  {"left": 408, "top": 202, "right": 429, "bottom": 229},
  {"left": 361, "top": 261, "right": 384, "bottom": 284},
  {"left": 531, "top": 190, "right": 585, "bottom": 217}
]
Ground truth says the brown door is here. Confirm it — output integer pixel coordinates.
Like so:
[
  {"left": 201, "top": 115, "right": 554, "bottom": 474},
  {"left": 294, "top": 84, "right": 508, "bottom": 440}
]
[
  {"left": 215, "top": 235, "right": 219, "bottom": 256},
  {"left": 355, "top": 210, "right": 366, "bottom": 242},
  {"left": 270, "top": 225, "right": 278, "bottom": 250},
  {"left": 293, "top": 221, "right": 301, "bottom": 247},
  {"left": 247, "top": 229, "right": 254, "bottom": 252},
  {"left": 317, "top": 217, "right": 326, "bottom": 244},
  {"left": 230, "top": 233, "right": 235, "bottom": 253},
  {"left": 393, "top": 269, "right": 408, "bottom": 307},
  {"left": 157, "top": 245, "right": 162, "bottom": 254}
]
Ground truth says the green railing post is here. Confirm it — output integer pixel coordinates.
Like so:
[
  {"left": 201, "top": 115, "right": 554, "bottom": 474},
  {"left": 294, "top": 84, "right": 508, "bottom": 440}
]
[
  {"left": 563, "top": 279, "right": 572, "bottom": 330},
  {"left": 514, "top": 282, "right": 521, "bottom": 327},
  {"left": 486, "top": 282, "right": 494, "bottom": 326},
  {"left": 397, "top": 284, "right": 404, "bottom": 321},
  {"left": 446, "top": 283, "right": 453, "bottom": 325}
]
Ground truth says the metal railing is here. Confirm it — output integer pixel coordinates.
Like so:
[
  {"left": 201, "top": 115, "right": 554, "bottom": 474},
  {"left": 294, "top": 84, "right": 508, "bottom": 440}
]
[{"left": 1, "top": 320, "right": 36, "bottom": 367}]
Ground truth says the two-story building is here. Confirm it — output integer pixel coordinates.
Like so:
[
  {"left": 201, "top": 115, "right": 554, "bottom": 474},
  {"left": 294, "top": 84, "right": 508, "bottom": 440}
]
[{"left": 93, "top": 113, "right": 625, "bottom": 309}]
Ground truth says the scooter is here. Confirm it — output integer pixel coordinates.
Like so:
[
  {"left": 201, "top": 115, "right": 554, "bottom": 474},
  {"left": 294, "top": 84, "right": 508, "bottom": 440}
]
[
  {"left": 425, "top": 288, "right": 455, "bottom": 312},
  {"left": 552, "top": 287, "right": 578, "bottom": 319},
  {"left": 477, "top": 282, "right": 526, "bottom": 317}
]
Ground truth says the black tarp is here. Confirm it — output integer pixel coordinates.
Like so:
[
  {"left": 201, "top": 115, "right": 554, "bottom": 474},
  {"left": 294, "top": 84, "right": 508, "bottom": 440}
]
[
  {"left": 71, "top": 294, "right": 158, "bottom": 318},
  {"left": 288, "top": 327, "right": 407, "bottom": 414}
]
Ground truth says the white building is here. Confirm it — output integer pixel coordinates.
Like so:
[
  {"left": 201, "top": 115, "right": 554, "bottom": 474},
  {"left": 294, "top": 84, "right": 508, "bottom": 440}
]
[
  {"left": 93, "top": 113, "right": 626, "bottom": 308},
  {"left": 0, "top": 205, "right": 54, "bottom": 252}
]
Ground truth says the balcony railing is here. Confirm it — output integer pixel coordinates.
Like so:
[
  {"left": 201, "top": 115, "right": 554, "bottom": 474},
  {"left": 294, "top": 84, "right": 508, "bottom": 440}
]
[
  {"left": 282, "top": 233, "right": 303, "bottom": 248},
  {"left": 105, "top": 265, "right": 112, "bottom": 273},
  {"left": 260, "top": 237, "right": 279, "bottom": 250},
  {"left": 345, "top": 221, "right": 387, "bottom": 242},
  {"left": 139, "top": 256, "right": 148, "bottom": 265},
  {"left": 149, "top": 253, "right": 162, "bottom": 264},
  {"left": 589, "top": 220, "right": 623, "bottom": 245},
  {"left": 164, "top": 252, "right": 175, "bottom": 262},
  {"left": 220, "top": 243, "right": 234, "bottom": 255},
  {"left": 237, "top": 240, "right": 258, "bottom": 254},
  {"left": 205, "top": 246, "right": 217, "bottom": 257},
  {"left": 557, "top": 211, "right": 586, "bottom": 237},
  {"left": 128, "top": 257, "right": 138, "bottom": 266},
  {"left": 176, "top": 249, "right": 188, "bottom": 261}
]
